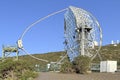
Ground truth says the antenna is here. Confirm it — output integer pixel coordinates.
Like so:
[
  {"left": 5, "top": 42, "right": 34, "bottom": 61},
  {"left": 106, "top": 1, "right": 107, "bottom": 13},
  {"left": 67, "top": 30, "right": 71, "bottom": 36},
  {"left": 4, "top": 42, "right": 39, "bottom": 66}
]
[
  {"left": 111, "top": 40, "right": 114, "bottom": 44},
  {"left": 117, "top": 40, "right": 119, "bottom": 44}
]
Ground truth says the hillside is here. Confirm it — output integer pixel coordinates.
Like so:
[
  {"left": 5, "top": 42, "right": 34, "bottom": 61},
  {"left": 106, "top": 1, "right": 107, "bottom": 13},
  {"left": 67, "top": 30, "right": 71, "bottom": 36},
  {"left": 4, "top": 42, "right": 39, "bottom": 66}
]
[
  {"left": 19, "top": 51, "right": 66, "bottom": 70},
  {"left": 100, "top": 44, "right": 120, "bottom": 65},
  {"left": 1, "top": 44, "right": 119, "bottom": 80},
  {"left": 0, "top": 44, "right": 120, "bottom": 79},
  {"left": 17, "top": 44, "right": 120, "bottom": 68}
]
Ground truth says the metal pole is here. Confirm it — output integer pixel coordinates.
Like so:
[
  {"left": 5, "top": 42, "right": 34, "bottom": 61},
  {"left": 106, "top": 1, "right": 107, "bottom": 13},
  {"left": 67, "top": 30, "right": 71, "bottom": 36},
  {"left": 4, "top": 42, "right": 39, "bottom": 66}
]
[{"left": 81, "top": 25, "right": 85, "bottom": 55}]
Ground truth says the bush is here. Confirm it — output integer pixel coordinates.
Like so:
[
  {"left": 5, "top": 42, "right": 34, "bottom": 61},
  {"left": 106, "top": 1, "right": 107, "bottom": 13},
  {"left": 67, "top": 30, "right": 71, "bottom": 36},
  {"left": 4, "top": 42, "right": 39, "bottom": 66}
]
[
  {"left": 60, "top": 60, "right": 73, "bottom": 73},
  {"left": 60, "top": 56, "right": 74, "bottom": 73},
  {"left": 20, "top": 70, "right": 38, "bottom": 80},
  {"left": 0, "top": 59, "right": 38, "bottom": 80},
  {"left": 73, "top": 55, "right": 91, "bottom": 74}
]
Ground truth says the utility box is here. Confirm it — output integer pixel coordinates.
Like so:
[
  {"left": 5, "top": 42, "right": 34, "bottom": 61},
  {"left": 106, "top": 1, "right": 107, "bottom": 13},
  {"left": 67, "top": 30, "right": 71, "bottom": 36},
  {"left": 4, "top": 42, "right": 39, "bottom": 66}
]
[{"left": 100, "top": 61, "right": 117, "bottom": 72}]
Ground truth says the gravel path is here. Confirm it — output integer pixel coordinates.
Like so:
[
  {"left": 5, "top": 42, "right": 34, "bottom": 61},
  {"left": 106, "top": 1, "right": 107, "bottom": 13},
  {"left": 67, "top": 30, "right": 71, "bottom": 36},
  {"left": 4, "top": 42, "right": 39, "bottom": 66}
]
[{"left": 35, "top": 72, "right": 120, "bottom": 80}]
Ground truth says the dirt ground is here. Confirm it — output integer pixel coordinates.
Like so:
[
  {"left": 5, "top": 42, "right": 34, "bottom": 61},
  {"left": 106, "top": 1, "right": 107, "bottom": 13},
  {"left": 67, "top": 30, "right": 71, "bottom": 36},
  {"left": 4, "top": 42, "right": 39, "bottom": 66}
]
[{"left": 34, "top": 72, "right": 120, "bottom": 80}]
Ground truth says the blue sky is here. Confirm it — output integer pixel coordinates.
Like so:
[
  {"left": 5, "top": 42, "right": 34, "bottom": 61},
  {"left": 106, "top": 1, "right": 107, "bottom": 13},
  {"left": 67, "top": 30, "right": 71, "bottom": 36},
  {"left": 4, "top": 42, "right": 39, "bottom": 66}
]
[{"left": 0, "top": 0, "right": 120, "bottom": 56}]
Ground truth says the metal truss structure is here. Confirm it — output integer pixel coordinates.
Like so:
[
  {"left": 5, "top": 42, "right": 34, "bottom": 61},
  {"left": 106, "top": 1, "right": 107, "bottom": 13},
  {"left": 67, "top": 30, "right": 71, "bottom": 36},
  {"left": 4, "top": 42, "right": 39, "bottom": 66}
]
[
  {"left": 17, "top": 6, "right": 102, "bottom": 63},
  {"left": 2, "top": 45, "right": 19, "bottom": 60}
]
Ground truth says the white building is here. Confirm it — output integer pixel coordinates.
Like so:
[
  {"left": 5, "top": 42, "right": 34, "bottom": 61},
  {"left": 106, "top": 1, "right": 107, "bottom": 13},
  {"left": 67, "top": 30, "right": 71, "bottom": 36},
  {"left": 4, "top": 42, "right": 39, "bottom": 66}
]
[{"left": 100, "top": 61, "right": 117, "bottom": 72}]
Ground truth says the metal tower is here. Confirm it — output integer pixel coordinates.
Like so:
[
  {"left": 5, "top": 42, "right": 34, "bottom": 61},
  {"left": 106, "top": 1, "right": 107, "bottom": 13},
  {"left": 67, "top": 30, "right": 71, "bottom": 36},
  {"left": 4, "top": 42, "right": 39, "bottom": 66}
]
[{"left": 2, "top": 45, "right": 19, "bottom": 60}]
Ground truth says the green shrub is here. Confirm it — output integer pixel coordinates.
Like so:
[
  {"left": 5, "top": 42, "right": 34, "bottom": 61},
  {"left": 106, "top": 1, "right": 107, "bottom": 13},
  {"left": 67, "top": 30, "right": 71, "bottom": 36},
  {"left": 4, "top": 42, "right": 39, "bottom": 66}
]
[
  {"left": 60, "top": 60, "right": 73, "bottom": 73},
  {"left": 20, "top": 70, "right": 38, "bottom": 80},
  {"left": 73, "top": 55, "right": 91, "bottom": 74},
  {"left": 0, "top": 59, "right": 38, "bottom": 80},
  {"left": 60, "top": 56, "right": 74, "bottom": 73}
]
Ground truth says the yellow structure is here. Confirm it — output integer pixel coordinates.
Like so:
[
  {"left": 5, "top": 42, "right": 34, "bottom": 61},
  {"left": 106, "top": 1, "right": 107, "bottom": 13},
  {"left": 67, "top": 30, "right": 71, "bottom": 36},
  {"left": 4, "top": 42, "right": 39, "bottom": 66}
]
[{"left": 2, "top": 45, "right": 19, "bottom": 60}]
